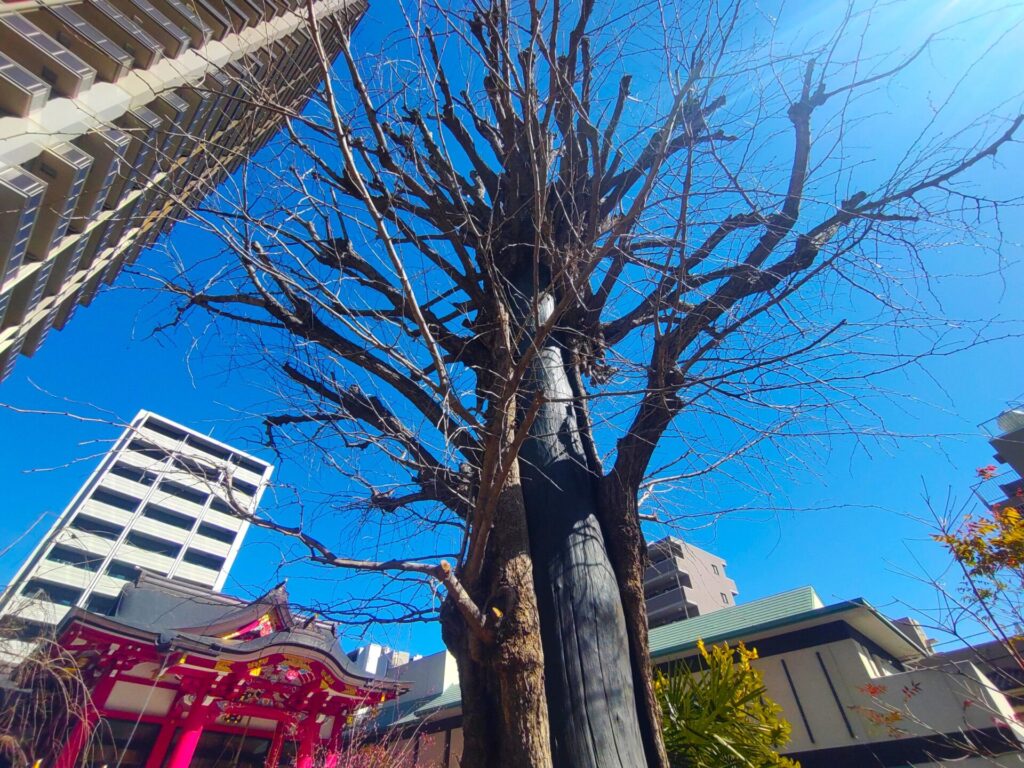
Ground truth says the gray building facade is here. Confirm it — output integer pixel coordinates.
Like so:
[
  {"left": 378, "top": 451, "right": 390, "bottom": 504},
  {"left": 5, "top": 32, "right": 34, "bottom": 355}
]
[{"left": 645, "top": 536, "right": 739, "bottom": 628}]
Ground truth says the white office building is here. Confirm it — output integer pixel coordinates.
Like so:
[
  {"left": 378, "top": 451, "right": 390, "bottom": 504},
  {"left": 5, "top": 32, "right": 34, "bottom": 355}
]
[{"left": 0, "top": 409, "right": 272, "bottom": 665}]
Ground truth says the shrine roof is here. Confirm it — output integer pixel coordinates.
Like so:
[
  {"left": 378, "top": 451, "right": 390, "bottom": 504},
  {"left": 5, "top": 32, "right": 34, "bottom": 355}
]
[{"left": 59, "top": 571, "right": 402, "bottom": 691}]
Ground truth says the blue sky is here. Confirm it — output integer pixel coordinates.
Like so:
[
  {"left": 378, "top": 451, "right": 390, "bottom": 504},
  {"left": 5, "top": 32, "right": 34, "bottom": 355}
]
[{"left": 1, "top": 0, "right": 1023, "bottom": 656}]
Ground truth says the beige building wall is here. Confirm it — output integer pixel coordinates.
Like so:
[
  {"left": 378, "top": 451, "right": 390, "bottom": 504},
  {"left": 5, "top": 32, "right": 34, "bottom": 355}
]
[{"left": 0, "top": 0, "right": 364, "bottom": 381}]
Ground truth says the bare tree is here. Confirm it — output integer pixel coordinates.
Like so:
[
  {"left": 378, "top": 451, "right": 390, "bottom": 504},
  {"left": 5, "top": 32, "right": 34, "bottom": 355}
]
[{"left": 141, "top": 1, "right": 1024, "bottom": 766}]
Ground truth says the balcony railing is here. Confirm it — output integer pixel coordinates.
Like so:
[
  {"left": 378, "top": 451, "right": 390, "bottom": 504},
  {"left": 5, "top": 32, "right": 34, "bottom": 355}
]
[
  {"left": 980, "top": 403, "right": 1024, "bottom": 437},
  {"left": 646, "top": 585, "right": 698, "bottom": 617}
]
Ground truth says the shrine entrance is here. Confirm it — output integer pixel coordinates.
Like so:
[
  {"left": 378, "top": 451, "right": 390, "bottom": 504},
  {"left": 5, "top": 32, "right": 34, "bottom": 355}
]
[{"left": 45, "top": 573, "right": 404, "bottom": 768}]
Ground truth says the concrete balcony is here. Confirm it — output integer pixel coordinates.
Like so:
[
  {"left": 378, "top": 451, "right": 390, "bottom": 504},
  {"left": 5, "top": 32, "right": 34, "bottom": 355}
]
[
  {"left": 55, "top": 527, "right": 114, "bottom": 557},
  {"left": 188, "top": 533, "right": 232, "bottom": 558},
  {"left": 99, "top": 471, "right": 152, "bottom": 501},
  {"left": 645, "top": 556, "right": 692, "bottom": 592},
  {"left": 649, "top": 536, "right": 686, "bottom": 564},
  {"left": 90, "top": 572, "right": 130, "bottom": 596},
  {"left": 31, "top": 560, "right": 95, "bottom": 590},
  {"left": 0, "top": 52, "right": 49, "bottom": 116},
  {"left": 78, "top": 498, "right": 134, "bottom": 526},
  {"left": 147, "top": 486, "right": 207, "bottom": 517},
  {"left": 172, "top": 560, "right": 219, "bottom": 587},
  {"left": 3, "top": 595, "right": 68, "bottom": 626},
  {"left": 987, "top": 407, "right": 1024, "bottom": 479},
  {"left": 646, "top": 585, "right": 698, "bottom": 626},
  {"left": 201, "top": 506, "right": 245, "bottom": 532},
  {"left": 109, "top": 542, "right": 175, "bottom": 575},
  {"left": 130, "top": 515, "right": 192, "bottom": 546},
  {"left": 0, "top": 14, "right": 96, "bottom": 99}
]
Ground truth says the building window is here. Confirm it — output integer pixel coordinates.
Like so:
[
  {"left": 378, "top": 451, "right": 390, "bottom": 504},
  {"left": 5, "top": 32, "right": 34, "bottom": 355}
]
[
  {"left": 711, "top": 564, "right": 720, "bottom": 576},
  {"left": 69, "top": 514, "right": 122, "bottom": 540},
  {"left": 143, "top": 419, "right": 187, "bottom": 443},
  {"left": 142, "top": 503, "right": 194, "bottom": 530},
  {"left": 187, "top": 435, "right": 231, "bottom": 463},
  {"left": 91, "top": 487, "right": 139, "bottom": 512},
  {"left": 128, "top": 438, "right": 168, "bottom": 460},
  {"left": 22, "top": 579, "right": 82, "bottom": 606},
  {"left": 46, "top": 545, "right": 102, "bottom": 572},
  {"left": 105, "top": 561, "right": 140, "bottom": 582},
  {"left": 108, "top": 463, "right": 157, "bottom": 486},
  {"left": 86, "top": 593, "right": 119, "bottom": 616},
  {"left": 159, "top": 479, "right": 208, "bottom": 506},
  {"left": 169, "top": 452, "right": 221, "bottom": 482},
  {"left": 230, "top": 477, "right": 258, "bottom": 497},
  {"left": 720, "top": 593, "right": 729, "bottom": 604},
  {"left": 210, "top": 497, "right": 233, "bottom": 515},
  {"left": 196, "top": 522, "right": 235, "bottom": 545},
  {"left": 125, "top": 531, "right": 180, "bottom": 559},
  {"left": 183, "top": 549, "right": 225, "bottom": 571},
  {"left": 233, "top": 455, "right": 266, "bottom": 476}
]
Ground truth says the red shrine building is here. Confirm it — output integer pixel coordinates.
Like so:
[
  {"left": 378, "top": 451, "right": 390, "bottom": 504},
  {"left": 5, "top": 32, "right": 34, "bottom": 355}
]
[{"left": 45, "top": 573, "right": 404, "bottom": 768}]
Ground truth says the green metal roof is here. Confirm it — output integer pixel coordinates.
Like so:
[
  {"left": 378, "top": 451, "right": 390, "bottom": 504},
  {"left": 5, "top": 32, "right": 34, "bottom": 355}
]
[
  {"left": 649, "top": 586, "right": 824, "bottom": 659},
  {"left": 385, "top": 585, "right": 928, "bottom": 728},
  {"left": 392, "top": 684, "right": 463, "bottom": 725}
]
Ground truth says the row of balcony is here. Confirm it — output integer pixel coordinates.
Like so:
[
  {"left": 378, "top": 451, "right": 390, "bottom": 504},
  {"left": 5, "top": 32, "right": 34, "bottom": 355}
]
[
  {"left": 52, "top": 523, "right": 224, "bottom": 585},
  {"left": 0, "top": 16, "right": 345, "bottom": 378},
  {"left": 0, "top": 0, "right": 324, "bottom": 118}
]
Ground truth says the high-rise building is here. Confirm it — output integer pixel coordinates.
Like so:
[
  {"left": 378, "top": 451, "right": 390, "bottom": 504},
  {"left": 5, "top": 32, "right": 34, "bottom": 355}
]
[
  {"left": 0, "top": 0, "right": 365, "bottom": 381},
  {"left": 0, "top": 409, "right": 272, "bottom": 665},
  {"left": 986, "top": 403, "right": 1024, "bottom": 482},
  {"left": 644, "top": 536, "right": 739, "bottom": 628}
]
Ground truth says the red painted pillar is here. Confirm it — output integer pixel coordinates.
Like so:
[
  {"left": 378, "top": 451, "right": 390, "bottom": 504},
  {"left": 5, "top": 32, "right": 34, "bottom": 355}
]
[
  {"left": 54, "top": 706, "right": 98, "bottom": 768},
  {"left": 265, "top": 721, "right": 287, "bottom": 768},
  {"left": 295, "top": 719, "right": 319, "bottom": 768},
  {"left": 322, "top": 715, "right": 344, "bottom": 768},
  {"left": 146, "top": 687, "right": 188, "bottom": 768},
  {"left": 165, "top": 698, "right": 209, "bottom": 768},
  {"left": 144, "top": 718, "right": 179, "bottom": 768}
]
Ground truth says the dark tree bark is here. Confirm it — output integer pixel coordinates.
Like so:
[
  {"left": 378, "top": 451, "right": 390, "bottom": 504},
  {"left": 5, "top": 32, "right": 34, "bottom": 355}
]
[{"left": 510, "top": 264, "right": 648, "bottom": 766}]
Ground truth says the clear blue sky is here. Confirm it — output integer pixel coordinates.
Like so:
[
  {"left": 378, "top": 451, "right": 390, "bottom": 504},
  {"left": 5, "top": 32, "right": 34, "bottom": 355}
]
[{"left": 1, "top": 0, "right": 1023, "bottom": 657}]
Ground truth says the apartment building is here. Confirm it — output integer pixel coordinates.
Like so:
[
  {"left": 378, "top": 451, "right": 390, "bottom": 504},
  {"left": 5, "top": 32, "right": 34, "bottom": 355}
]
[
  {"left": 0, "top": 0, "right": 366, "bottom": 381},
  {"left": 644, "top": 535, "right": 739, "bottom": 628},
  {"left": 0, "top": 409, "right": 272, "bottom": 665}
]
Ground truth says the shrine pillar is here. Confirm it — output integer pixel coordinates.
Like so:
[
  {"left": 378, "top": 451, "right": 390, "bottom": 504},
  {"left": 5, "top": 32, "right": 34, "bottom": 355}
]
[
  {"left": 296, "top": 719, "right": 320, "bottom": 768},
  {"left": 265, "top": 720, "right": 287, "bottom": 768},
  {"left": 145, "top": 688, "right": 188, "bottom": 768},
  {"left": 54, "top": 705, "right": 99, "bottom": 768},
  {"left": 323, "top": 714, "right": 344, "bottom": 768},
  {"left": 166, "top": 692, "right": 210, "bottom": 768}
]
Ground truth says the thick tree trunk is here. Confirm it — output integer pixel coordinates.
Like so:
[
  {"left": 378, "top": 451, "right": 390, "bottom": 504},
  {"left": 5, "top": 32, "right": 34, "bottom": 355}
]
[
  {"left": 597, "top": 474, "right": 670, "bottom": 768},
  {"left": 510, "top": 267, "right": 650, "bottom": 768},
  {"left": 443, "top": 456, "right": 551, "bottom": 768}
]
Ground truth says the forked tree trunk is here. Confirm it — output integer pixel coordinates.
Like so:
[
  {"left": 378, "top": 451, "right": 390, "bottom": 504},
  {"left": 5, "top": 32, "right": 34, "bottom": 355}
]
[
  {"left": 509, "top": 265, "right": 649, "bottom": 767},
  {"left": 445, "top": 264, "right": 659, "bottom": 768}
]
